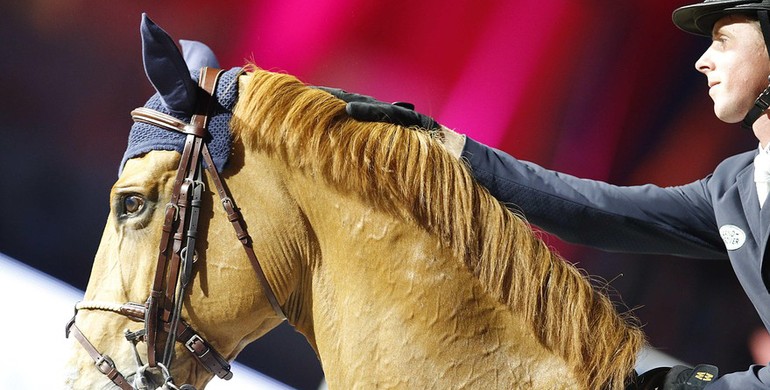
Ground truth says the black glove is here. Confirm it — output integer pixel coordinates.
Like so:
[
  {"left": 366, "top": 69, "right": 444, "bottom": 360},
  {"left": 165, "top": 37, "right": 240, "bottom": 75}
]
[
  {"left": 315, "top": 87, "right": 440, "bottom": 130},
  {"left": 662, "top": 364, "right": 718, "bottom": 389},
  {"left": 632, "top": 366, "right": 670, "bottom": 389},
  {"left": 631, "top": 364, "right": 718, "bottom": 390}
]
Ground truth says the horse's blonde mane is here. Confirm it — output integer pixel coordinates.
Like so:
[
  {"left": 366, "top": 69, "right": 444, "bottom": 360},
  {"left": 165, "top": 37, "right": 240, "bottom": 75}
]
[{"left": 231, "top": 66, "right": 644, "bottom": 389}]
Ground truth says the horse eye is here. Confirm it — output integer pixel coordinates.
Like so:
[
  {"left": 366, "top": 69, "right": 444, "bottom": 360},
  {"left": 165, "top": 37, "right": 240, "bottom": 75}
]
[{"left": 122, "top": 195, "right": 145, "bottom": 215}]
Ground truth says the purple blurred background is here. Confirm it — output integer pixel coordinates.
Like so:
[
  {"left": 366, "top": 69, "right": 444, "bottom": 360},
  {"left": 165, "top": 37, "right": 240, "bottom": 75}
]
[{"left": 1, "top": 1, "right": 765, "bottom": 388}]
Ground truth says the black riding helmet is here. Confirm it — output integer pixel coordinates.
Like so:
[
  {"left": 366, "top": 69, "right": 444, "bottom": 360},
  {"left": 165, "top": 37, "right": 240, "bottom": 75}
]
[
  {"left": 673, "top": 0, "right": 770, "bottom": 129},
  {"left": 673, "top": 0, "right": 770, "bottom": 36}
]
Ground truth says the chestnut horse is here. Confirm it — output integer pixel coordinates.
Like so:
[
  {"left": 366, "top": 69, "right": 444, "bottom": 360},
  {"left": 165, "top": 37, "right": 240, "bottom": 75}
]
[{"left": 64, "top": 15, "right": 644, "bottom": 390}]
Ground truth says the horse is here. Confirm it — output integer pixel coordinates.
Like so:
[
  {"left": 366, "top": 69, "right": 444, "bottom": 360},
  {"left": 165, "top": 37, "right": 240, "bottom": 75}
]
[{"left": 64, "top": 14, "right": 645, "bottom": 390}]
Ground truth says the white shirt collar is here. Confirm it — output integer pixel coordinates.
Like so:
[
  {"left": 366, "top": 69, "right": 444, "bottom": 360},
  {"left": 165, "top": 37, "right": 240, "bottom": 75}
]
[{"left": 759, "top": 142, "right": 770, "bottom": 154}]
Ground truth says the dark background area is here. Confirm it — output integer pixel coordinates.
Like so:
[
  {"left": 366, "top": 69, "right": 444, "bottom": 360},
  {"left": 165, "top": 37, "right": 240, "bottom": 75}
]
[{"left": 1, "top": 1, "right": 764, "bottom": 389}]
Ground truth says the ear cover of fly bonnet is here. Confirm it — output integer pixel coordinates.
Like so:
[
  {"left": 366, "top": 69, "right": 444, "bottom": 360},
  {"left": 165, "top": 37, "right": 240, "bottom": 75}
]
[{"left": 119, "top": 13, "right": 241, "bottom": 175}]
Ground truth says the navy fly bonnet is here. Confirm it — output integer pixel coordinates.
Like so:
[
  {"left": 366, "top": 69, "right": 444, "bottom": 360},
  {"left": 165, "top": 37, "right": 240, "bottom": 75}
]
[{"left": 119, "top": 14, "right": 241, "bottom": 175}]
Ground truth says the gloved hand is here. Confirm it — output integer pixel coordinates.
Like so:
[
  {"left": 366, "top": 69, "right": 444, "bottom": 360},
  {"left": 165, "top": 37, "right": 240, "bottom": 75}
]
[
  {"left": 315, "top": 87, "right": 440, "bottom": 130},
  {"left": 631, "top": 364, "right": 718, "bottom": 390},
  {"left": 662, "top": 364, "right": 718, "bottom": 390}
]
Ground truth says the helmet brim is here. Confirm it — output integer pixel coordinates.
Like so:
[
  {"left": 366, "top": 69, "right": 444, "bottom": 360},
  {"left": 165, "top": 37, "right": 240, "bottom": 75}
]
[{"left": 673, "top": 0, "right": 765, "bottom": 36}]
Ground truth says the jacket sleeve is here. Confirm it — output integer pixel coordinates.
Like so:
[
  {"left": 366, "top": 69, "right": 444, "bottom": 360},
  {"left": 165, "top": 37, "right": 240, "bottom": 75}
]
[
  {"left": 704, "top": 365, "right": 770, "bottom": 389},
  {"left": 462, "top": 137, "right": 727, "bottom": 259}
]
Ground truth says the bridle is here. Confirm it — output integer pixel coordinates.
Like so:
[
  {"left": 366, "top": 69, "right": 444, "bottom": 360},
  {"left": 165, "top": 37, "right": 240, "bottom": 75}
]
[{"left": 66, "top": 67, "right": 285, "bottom": 390}]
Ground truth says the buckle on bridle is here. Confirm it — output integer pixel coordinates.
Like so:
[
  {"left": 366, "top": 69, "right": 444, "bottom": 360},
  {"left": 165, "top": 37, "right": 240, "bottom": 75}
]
[
  {"left": 184, "top": 334, "right": 209, "bottom": 357},
  {"left": 95, "top": 354, "right": 117, "bottom": 375},
  {"left": 165, "top": 203, "right": 180, "bottom": 221}
]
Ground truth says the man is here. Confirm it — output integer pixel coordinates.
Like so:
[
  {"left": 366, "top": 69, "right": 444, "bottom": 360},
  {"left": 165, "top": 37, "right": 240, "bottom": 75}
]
[{"left": 326, "top": 0, "right": 770, "bottom": 388}]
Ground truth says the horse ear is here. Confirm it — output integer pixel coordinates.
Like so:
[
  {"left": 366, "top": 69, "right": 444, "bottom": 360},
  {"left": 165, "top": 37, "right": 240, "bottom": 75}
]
[
  {"left": 179, "top": 40, "right": 220, "bottom": 71},
  {"left": 140, "top": 13, "right": 197, "bottom": 116}
]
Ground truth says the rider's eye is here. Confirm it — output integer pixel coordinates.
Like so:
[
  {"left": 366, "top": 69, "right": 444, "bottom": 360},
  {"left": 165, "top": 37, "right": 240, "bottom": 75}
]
[{"left": 122, "top": 195, "right": 145, "bottom": 216}]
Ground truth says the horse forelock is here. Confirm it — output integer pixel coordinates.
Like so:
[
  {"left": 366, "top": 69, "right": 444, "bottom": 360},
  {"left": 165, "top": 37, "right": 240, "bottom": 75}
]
[{"left": 232, "top": 65, "right": 644, "bottom": 389}]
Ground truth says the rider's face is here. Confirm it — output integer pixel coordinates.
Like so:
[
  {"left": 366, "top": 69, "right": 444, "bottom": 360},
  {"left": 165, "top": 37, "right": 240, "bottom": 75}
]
[{"left": 695, "top": 15, "right": 770, "bottom": 124}]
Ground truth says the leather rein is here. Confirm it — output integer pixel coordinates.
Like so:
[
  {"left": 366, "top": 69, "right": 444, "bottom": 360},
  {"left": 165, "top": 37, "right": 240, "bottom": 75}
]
[{"left": 66, "top": 67, "right": 285, "bottom": 390}]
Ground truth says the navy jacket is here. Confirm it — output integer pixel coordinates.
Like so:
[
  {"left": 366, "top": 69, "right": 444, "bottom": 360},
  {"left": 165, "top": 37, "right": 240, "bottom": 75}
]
[{"left": 463, "top": 137, "right": 770, "bottom": 388}]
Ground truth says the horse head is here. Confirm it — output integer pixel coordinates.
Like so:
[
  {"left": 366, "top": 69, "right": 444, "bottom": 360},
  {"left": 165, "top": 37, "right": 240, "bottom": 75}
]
[
  {"left": 65, "top": 14, "right": 645, "bottom": 390},
  {"left": 64, "top": 15, "right": 290, "bottom": 389}
]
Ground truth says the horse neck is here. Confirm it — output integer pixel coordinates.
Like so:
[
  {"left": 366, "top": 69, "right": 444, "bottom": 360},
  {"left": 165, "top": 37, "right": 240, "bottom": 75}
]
[
  {"left": 283, "top": 167, "right": 580, "bottom": 389},
  {"left": 231, "top": 71, "right": 639, "bottom": 388}
]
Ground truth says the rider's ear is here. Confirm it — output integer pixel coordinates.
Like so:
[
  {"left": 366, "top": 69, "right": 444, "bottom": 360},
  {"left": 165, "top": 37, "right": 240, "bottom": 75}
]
[{"left": 140, "top": 13, "right": 197, "bottom": 116}]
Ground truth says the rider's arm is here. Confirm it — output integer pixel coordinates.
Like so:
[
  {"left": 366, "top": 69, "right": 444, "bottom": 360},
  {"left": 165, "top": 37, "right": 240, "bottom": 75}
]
[{"left": 461, "top": 136, "right": 727, "bottom": 260}]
